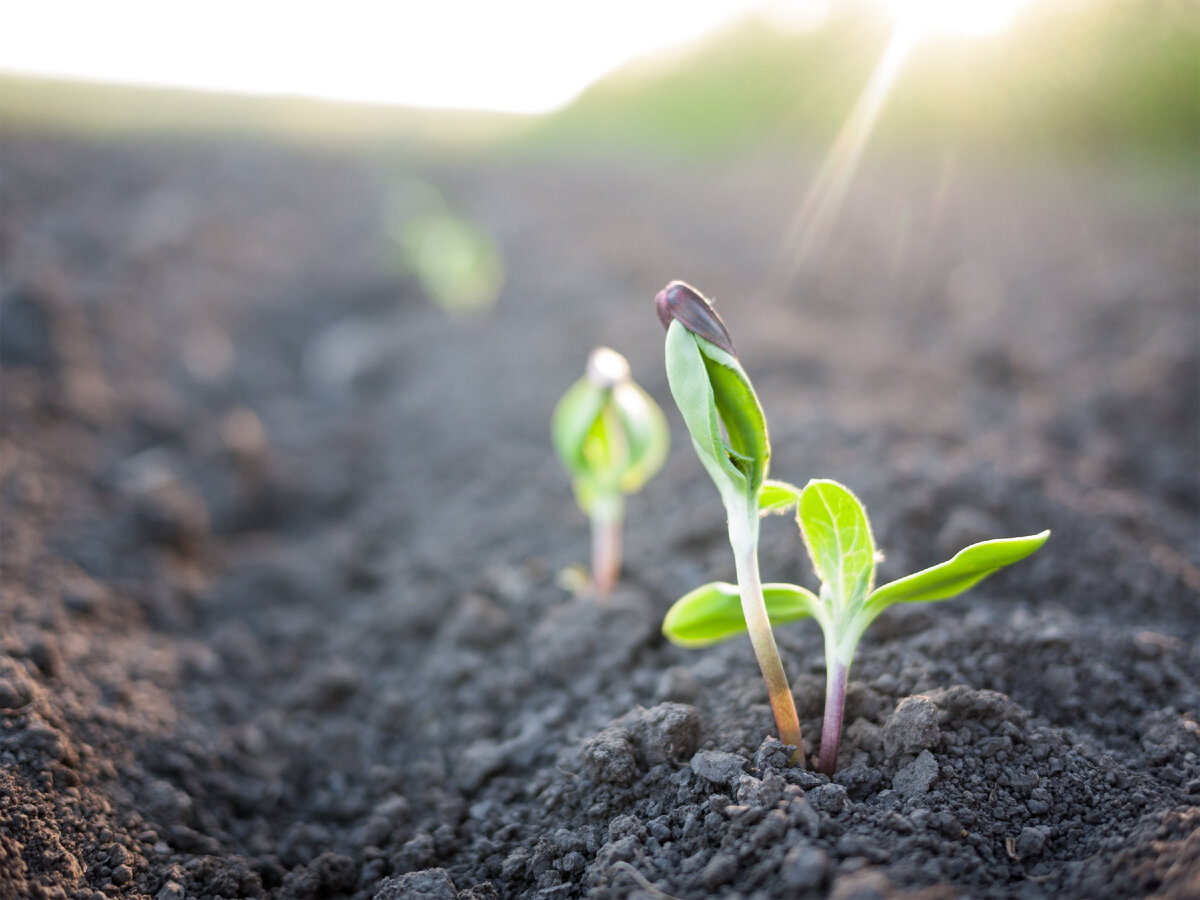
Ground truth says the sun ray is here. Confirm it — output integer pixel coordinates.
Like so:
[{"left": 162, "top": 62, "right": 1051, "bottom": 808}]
[
  {"left": 764, "top": 0, "right": 1043, "bottom": 299},
  {"left": 769, "top": 25, "right": 917, "bottom": 295},
  {"left": 882, "top": 0, "right": 1036, "bottom": 37}
]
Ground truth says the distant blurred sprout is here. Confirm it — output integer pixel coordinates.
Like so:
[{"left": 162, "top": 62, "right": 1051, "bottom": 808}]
[
  {"left": 552, "top": 347, "right": 669, "bottom": 598},
  {"left": 385, "top": 180, "right": 504, "bottom": 315}
]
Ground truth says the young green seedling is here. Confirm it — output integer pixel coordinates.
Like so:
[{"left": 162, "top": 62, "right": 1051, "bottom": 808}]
[
  {"left": 664, "top": 477, "right": 1049, "bottom": 774},
  {"left": 655, "top": 280, "right": 806, "bottom": 761},
  {"left": 553, "top": 347, "right": 669, "bottom": 597}
]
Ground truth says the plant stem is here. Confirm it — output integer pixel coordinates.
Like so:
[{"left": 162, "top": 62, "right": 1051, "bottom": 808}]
[
  {"left": 817, "top": 652, "right": 848, "bottom": 775},
  {"left": 590, "top": 496, "right": 624, "bottom": 599},
  {"left": 729, "top": 510, "right": 804, "bottom": 764}
]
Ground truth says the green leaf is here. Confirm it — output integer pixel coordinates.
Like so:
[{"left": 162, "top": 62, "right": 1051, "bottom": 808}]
[
  {"left": 551, "top": 378, "right": 608, "bottom": 479},
  {"left": 664, "top": 320, "right": 769, "bottom": 506},
  {"left": 798, "top": 479, "right": 876, "bottom": 611},
  {"left": 759, "top": 479, "right": 802, "bottom": 515},
  {"left": 612, "top": 381, "right": 670, "bottom": 494},
  {"left": 665, "top": 321, "right": 743, "bottom": 497},
  {"left": 663, "top": 581, "right": 819, "bottom": 648},
  {"left": 700, "top": 340, "right": 769, "bottom": 494},
  {"left": 867, "top": 530, "right": 1050, "bottom": 614}
]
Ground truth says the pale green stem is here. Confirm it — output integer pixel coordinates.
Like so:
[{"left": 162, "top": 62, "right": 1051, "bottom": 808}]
[{"left": 728, "top": 509, "right": 804, "bottom": 764}]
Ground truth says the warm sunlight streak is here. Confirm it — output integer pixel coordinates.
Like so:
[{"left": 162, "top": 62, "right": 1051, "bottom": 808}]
[
  {"left": 769, "top": 0, "right": 1043, "bottom": 292},
  {"left": 770, "top": 27, "right": 917, "bottom": 293},
  {"left": 882, "top": 0, "right": 1037, "bottom": 37}
]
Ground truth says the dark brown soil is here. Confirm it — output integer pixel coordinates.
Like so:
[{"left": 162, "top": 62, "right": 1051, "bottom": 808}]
[{"left": 1, "top": 133, "right": 1197, "bottom": 900}]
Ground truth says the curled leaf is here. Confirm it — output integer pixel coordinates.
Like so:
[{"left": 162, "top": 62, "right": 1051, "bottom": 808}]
[
  {"left": 663, "top": 581, "right": 819, "bottom": 648},
  {"left": 663, "top": 311, "right": 769, "bottom": 506}
]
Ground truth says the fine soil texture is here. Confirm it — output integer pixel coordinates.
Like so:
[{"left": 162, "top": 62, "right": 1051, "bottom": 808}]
[{"left": 2, "top": 134, "right": 1198, "bottom": 900}]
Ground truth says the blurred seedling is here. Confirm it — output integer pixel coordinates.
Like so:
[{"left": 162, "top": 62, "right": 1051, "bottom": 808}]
[
  {"left": 655, "top": 280, "right": 805, "bottom": 760},
  {"left": 553, "top": 347, "right": 669, "bottom": 598},
  {"left": 384, "top": 178, "right": 504, "bottom": 315}
]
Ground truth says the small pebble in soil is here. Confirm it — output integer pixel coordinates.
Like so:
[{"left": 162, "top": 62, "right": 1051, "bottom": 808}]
[
  {"left": 753, "top": 737, "right": 795, "bottom": 771},
  {"left": 809, "top": 783, "right": 848, "bottom": 814},
  {"left": 883, "top": 695, "right": 940, "bottom": 758},
  {"left": 1015, "top": 825, "right": 1052, "bottom": 859},
  {"left": 690, "top": 750, "right": 747, "bottom": 787},
  {"left": 892, "top": 749, "right": 939, "bottom": 800},
  {"left": 374, "top": 867, "right": 456, "bottom": 900},
  {"left": 781, "top": 844, "right": 829, "bottom": 890},
  {"left": 834, "top": 764, "right": 887, "bottom": 799},
  {"left": 580, "top": 727, "right": 640, "bottom": 786},
  {"left": 629, "top": 703, "right": 703, "bottom": 766}
]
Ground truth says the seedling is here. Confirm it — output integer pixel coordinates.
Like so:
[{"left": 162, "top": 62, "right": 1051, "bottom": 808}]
[
  {"left": 655, "top": 280, "right": 805, "bottom": 760},
  {"left": 655, "top": 280, "right": 1048, "bottom": 772},
  {"left": 553, "top": 347, "right": 669, "bottom": 597},
  {"left": 664, "top": 477, "right": 1049, "bottom": 774}
]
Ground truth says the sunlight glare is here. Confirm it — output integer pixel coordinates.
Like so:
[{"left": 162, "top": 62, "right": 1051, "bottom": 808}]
[
  {"left": 882, "top": 0, "right": 1036, "bottom": 37},
  {"left": 769, "top": 0, "right": 1041, "bottom": 294},
  {"left": 1, "top": 0, "right": 803, "bottom": 115}
]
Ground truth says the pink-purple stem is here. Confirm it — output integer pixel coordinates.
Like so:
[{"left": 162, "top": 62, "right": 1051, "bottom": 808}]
[
  {"left": 590, "top": 507, "right": 622, "bottom": 599},
  {"left": 818, "top": 658, "right": 848, "bottom": 775}
]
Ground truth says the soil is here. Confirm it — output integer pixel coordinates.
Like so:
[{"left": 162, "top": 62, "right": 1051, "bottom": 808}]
[{"left": 1, "top": 133, "right": 1197, "bottom": 900}]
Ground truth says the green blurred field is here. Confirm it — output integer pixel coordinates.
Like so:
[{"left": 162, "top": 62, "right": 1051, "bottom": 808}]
[
  {"left": 2, "top": 0, "right": 1196, "bottom": 164},
  {"left": 529, "top": 1, "right": 1199, "bottom": 162}
]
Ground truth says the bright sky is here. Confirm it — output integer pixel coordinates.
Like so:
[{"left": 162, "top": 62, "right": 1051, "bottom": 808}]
[{"left": 0, "top": 0, "right": 1036, "bottom": 115}]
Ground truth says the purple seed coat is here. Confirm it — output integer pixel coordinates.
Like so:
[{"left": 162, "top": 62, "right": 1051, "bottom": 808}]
[{"left": 655, "top": 281, "right": 737, "bottom": 357}]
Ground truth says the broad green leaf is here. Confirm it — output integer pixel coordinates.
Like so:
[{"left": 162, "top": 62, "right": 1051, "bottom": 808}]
[
  {"left": 759, "top": 479, "right": 802, "bottom": 515},
  {"left": 866, "top": 531, "right": 1050, "bottom": 614},
  {"left": 798, "top": 480, "right": 876, "bottom": 611},
  {"left": 551, "top": 378, "right": 608, "bottom": 478},
  {"left": 663, "top": 581, "right": 819, "bottom": 648}
]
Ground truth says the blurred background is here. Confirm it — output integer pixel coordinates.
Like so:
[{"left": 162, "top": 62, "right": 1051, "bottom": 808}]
[
  {"left": 2, "top": 8, "right": 1198, "bottom": 899},
  {"left": 3, "top": 0, "right": 1196, "bottom": 162}
]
